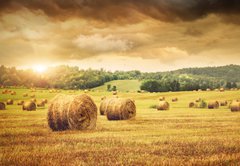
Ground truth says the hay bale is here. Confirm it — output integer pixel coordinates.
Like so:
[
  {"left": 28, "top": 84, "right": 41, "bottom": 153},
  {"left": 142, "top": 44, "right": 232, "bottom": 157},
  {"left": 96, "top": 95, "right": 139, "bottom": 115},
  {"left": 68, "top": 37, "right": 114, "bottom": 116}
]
[
  {"left": 42, "top": 99, "right": 48, "bottom": 104},
  {"left": 17, "top": 100, "right": 24, "bottom": 106},
  {"left": 159, "top": 96, "right": 165, "bottom": 101},
  {"left": 22, "top": 101, "right": 36, "bottom": 111},
  {"left": 157, "top": 101, "right": 169, "bottom": 110},
  {"left": 195, "top": 98, "right": 202, "bottom": 102},
  {"left": 112, "top": 91, "right": 118, "bottom": 95},
  {"left": 206, "top": 88, "right": 211, "bottom": 91},
  {"left": 230, "top": 102, "right": 240, "bottom": 112},
  {"left": 23, "top": 93, "right": 28, "bottom": 97},
  {"left": 172, "top": 98, "right": 178, "bottom": 102},
  {"left": 220, "top": 88, "right": 225, "bottom": 92},
  {"left": 102, "top": 98, "right": 136, "bottom": 120},
  {"left": 198, "top": 89, "right": 202, "bottom": 92},
  {"left": 220, "top": 101, "right": 228, "bottom": 106},
  {"left": 6, "top": 99, "right": 13, "bottom": 105},
  {"left": 31, "top": 98, "right": 37, "bottom": 103},
  {"left": 0, "top": 102, "right": 6, "bottom": 110},
  {"left": 99, "top": 98, "right": 111, "bottom": 115},
  {"left": 30, "top": 94, "right": 35, "bottom": 98},
  {"left": 101, "top": 96, "right": 106, "bottom": 101},
  {"left": 11, "top": 91, "right": 16, "bottom": 95},
  {"left": 37, "top": 101, "right": 45, "bottom": 107},
  {"left": 208, "top": 101, "right": 219, "bottom": 109},
  {"left": 189, "top": 102, "right": 196, "bottom": 108},
  {"left": 47, "top": 94, "right": 97, "bottom": 131}
]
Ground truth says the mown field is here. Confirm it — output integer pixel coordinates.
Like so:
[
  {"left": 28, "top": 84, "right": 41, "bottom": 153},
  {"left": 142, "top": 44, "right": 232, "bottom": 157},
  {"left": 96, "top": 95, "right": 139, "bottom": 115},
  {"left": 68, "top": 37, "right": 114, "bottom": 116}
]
[{"left": 0, "top": 88, "right": 240, "bottom": 165}]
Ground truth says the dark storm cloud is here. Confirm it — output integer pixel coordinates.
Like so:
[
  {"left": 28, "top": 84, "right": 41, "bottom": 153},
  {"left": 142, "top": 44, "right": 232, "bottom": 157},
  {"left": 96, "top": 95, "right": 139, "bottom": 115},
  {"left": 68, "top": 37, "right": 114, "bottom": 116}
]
[{"left": 0, "top": 0, "right": 240, "bottom": 23}]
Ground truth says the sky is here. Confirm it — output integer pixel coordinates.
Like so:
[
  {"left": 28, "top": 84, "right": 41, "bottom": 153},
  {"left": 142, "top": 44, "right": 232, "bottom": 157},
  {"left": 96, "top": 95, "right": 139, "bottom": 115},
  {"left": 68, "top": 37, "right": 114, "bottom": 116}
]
[{"left": 0, "top": 0, "right": 240, "bottom": 72}]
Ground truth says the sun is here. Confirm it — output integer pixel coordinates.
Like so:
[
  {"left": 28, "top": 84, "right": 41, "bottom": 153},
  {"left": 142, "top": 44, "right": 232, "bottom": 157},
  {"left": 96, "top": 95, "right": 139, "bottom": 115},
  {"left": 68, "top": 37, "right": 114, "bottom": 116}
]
[{"left": 33, "top": 65, "right": 47, "bottom": 73}]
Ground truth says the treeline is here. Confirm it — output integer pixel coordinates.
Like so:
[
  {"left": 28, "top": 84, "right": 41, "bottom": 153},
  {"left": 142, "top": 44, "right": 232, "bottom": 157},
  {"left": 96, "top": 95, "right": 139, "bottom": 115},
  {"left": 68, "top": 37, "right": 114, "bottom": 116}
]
[{"left": 0, "top": 65, "right": 239, "bottom": 91}]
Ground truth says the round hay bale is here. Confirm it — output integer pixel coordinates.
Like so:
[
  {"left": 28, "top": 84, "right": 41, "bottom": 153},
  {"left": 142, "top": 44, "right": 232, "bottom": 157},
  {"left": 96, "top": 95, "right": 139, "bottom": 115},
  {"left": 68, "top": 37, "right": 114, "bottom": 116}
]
[
  {"left": 23, "top": 93, "right": 28, "bottom": 97},
  {"left": 31, "top": 98, "right": 37, "bottom": 103},
  {"left": 99, "top": 98, "right": 111, "bottom": 115},
  {"left": 189, "top": 102, "right": 196, "bottom": 108},
  {"left": 22, "top": 101, "right": 36, "bottom": 111},
  {"left": 6, "top": 99, "right": 13, "bottom": 105},
  {"left": 104, "top": 98, "right": 136, "bottom": 120},
  {"left": 220, "top": 101, "right": 228, "bottom": 106},
  {"left": 30, "top": 94, "right": 35, "bottom": 98},
  {"left": 157, "top": 101, "right": 169, "bottom": 110},
  {"left": 195, "top": 98, "right": 201, "bottom": 102},
  {"left": 159, "top": 96, "right": 165, "bottom": 101},
  {"left": 208, "top": 101, "right": 219, "bottom": 109},
  {"left": 42, "top": 99, "right": 48, "bottom": 104},
  {"left": 206, "top": 88, "right": 211, "bottom": 91},
  {"left": 0, "top": 102, "right": 6, "bottom": 110},
  {"left": 17, "top": 100, "right": 24, "bottom": 106},
  {"left": 172, "top": 98, "right": 178, "bottom": 102},
  {"left": 220, "top": 88, "right": 225, "bottom": 92},
  {"left": 198, "top": 89, "right": 202, "bottom": 92},
  {"left": 11, "top": 91, "right": 16, "bottom": 95},
  {"left": 230, "top": 102, "right": 240, "bottom": 112},
  {"left": 47, "top": 94, "right": 97, "bottom": 131},
  {"left": 112, "top": 91, "right": 118, "bottom": 95},
  {"left": 37, "top": 101, "right": 45, "bottom": 107}
]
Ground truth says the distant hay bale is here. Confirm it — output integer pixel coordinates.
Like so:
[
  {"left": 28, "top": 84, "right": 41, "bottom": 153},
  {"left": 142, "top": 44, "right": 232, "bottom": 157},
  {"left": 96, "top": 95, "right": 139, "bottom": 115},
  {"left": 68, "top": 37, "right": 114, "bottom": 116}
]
[
  {"left": 220, "top": 101, "right": 228, "bottom": 106},
  {"left": 230, "top": 102, "right": 240, "bottom": 112},
  {"left": 157, "top": 101, "right": 169, "bottom": 110},
  {"left": 208, "top": 101, "right": 219, "bottom": 109},
  {"left": 30, "top": 94, "right": 35, "bottom": 98},
  {"left": 172, "top": 98, "right": 178, "bottom": 102},
  {"left": 159, "top": 96, "right": 165, "bottom": 101},
  {"left": 112, "top": 91, "right": 118, "bottom": 95},
  {"left": 37, "top": 101, "right": 45, "bottom": 107},
  {"left": 189, "top": 102, "right": 196, "bottom": 108},
  {"left": 47, "top": 94, "right": 97, "bottom": 131},
  {"left": 0, "top": 102, "right": 6, "bottom": 110},
  {"left": 42, "top": 99, "right": 48, "bottom": 104},
  {"left": 220, "top": 88, "right": 225, "bottom": 92},
  {"left": 102, "top": 98, "right": 136, "bottom": 120},
  {"left": 206, "top": 88, "right": 211, "bottom": 91},
  {"left": 215, "top": 89, "right": 219, "bottom": 92},
  {"left": 198, "top": 89, "right": 202, "bottom": 92},
  {"left": 11, "top": 91, "right": 16, "bottom": 95},
  {"left": 195, "top": 98, "right": 202, "bottom": 102},
  {"left": 101, "top": 96, "right": 106, "bottom": 101},
  {"left": 23, "top": 93, "right": 28, "bottom": 97},
  {"left": 84, "top": 89, "right": 88, "bottom": 93},
  {"left": 17, "top": 100, "right": 24, "bottom": 106},
  {"left": 31, "top": 98, "right": 37, "bottom": 103},
  {"left": 23, "top": 101, "right": 36, "bottom": 111},
  {"left": 6, "top": 99, "right": 13, "bottom": 105}
]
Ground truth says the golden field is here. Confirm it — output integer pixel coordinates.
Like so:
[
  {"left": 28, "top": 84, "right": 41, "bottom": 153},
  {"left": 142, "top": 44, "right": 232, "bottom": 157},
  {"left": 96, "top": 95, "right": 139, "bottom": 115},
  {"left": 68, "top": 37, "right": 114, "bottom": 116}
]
[{"left": 0, "top": 88, "right": 240, "bottom": 165}]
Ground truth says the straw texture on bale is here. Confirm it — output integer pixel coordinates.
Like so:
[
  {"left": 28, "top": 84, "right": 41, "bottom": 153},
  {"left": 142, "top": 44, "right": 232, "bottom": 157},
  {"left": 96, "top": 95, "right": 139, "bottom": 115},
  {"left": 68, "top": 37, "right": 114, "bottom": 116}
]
[
  {"left": 48, "top": 94, "right": 97, "bottom": 131},
  {"left": 6, "top": 99, "right": 13, "bottom": 105},
  {"left": 159, "top": 96, "right": 165, "bottom": 101},
  {"left": 230, "top": 102, "right": 240, "bottom": 112},
  {"left": 208, "top": 101, "right": 219, "bottom": 109},
  {"left": 157, "top": 101, "right": 169, "bottom": 110},
  {"left": 101, "top": 98, "right": 136, "bottom": 120},
  {"left": 17, "top": 100, "right": 24, "bottom": 105},
  {"left": 37, "top": 101, "right": 45, "bottom": 107},
  {"left": 22, "top": 101, "right": 36, "bottom": 111},
  {"left": 0, "top": 102, "right": 6, "bottom": 110}
]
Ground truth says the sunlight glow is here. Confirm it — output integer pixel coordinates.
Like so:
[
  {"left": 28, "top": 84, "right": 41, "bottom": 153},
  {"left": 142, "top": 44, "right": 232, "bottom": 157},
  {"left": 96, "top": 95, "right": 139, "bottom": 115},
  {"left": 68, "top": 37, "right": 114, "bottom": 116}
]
[{"left": 33, "top": 65, "right": 47, "bottom": 73}]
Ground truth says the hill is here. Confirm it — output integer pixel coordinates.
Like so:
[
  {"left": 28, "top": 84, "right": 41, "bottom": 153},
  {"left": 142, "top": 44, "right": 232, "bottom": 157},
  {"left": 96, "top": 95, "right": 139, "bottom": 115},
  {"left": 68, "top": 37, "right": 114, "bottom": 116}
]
[{"left": 93, "top": 80, "right": 141, "bottom": 92}]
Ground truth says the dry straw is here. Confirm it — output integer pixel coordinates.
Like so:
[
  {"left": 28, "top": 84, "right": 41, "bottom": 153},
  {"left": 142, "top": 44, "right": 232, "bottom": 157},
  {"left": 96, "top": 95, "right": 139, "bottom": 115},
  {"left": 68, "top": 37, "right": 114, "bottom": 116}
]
[
  {"left": 208, "top": 101, "right": 219, "bottom": 109},
  {"left": 48, "top": 94, "right": 97, "bottom": 131},
  {"left": 230, "top": 101, "right": 240, "bottom": 112},
  {"left": 157, "top": 101, "right": 169, "bottom": 110},
  {"left": 22, "top": 101, "right": 36, "bottom": 111},
  {"left": 0, "top": 102, "right": 6, "bottom": 110},
  {"left": 101, "top": 98, "right": 136, "bottom": 120}
]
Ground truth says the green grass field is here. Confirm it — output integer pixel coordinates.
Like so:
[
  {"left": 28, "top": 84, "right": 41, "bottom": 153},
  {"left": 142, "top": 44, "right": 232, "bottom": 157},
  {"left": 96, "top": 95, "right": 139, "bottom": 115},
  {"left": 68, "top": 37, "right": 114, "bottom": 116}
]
[
  {"left": 93, "top": 80, "right": 141, "bottom": 92},
  {"left": 0, "top": 88, "right": 240, "bottom": 165}
]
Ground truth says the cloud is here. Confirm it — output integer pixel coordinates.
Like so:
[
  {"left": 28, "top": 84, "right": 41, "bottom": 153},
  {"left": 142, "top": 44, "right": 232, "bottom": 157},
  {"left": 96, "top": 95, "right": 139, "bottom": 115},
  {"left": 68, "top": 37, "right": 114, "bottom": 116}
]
[
  {"left": 0, "top": 0, "right": 240, "bottom": 24},
  {"left": 73, "top": 34, "right": 133, "bottom": 52}
]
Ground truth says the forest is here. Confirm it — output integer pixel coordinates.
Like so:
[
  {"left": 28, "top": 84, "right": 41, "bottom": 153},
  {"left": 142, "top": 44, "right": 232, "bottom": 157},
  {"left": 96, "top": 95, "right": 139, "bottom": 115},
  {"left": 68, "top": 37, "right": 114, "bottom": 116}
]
[{"left": 0, "top": 64, "right": 239, "bottom": 92}]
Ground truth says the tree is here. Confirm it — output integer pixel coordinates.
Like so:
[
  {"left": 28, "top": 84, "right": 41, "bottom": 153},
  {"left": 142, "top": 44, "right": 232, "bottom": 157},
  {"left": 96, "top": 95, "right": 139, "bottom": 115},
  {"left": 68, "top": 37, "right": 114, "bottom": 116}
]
[
  {"left": 107, "top": 84, "right": 111, "bottom": 91},
  {"left": 112, "top": 85, "right": 117, "bottom": 91},
  {"left": 140, "top": 80, "right": 161, "bottom": 92},
  {"left": 226, "top": 82, "right": 232, "bottom": 89}
]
